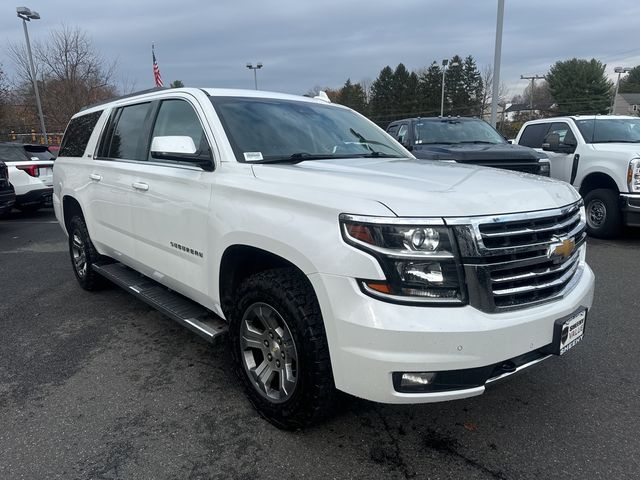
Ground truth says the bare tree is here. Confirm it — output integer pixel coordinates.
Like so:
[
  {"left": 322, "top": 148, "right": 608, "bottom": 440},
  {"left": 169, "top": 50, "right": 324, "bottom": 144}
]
[
  {"left": 479, "top": 64, "right": 508, "bottom": 119},
  {"left": 7, "top": 25, "right": 118, "bottom": 132}
]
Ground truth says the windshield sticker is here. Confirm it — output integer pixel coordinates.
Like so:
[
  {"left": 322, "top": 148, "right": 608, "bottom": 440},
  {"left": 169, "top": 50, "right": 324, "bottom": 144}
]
[{"left": 243, "top": 152, "right": 264, "bottom": 161}]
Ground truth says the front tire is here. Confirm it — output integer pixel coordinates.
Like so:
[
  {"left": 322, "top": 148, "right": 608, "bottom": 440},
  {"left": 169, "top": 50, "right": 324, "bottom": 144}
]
[
  {"left": 584, "top": 188, "right": 622, "bottom": 238},
  {"left": 68, "top": 215, "right": 107, "bottom": 290},
  {"left": 229, "top": 268, "right": 336, "bottom": 430}
]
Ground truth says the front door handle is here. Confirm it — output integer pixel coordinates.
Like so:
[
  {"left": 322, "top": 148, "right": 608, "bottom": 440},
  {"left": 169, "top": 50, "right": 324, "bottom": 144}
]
[
  {"left": 89, "top": 173, "right": 102, "bottom": 181},
  {"left": 132, "top": 182, "right": 149, "bottom": 191}
]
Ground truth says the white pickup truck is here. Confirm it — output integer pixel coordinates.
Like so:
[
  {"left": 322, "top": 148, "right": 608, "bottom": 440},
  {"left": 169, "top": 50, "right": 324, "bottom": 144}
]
[
  {"left": 53, "top": 87, "right": 594, "bottom": 429},
  {"left": 515, "top": 115, "right": 640, "bottom": 238}
]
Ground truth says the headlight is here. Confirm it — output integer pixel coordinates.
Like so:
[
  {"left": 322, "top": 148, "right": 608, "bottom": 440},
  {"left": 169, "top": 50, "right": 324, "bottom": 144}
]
[
  {"left": 628, "top": 158, "right": 640, "bottom": 193},
  {"left": 538, "top": 160, "right": 551, "bottom": 177},
  {"left": 339, "top": 214, "right": 466, "bottom": 305}
]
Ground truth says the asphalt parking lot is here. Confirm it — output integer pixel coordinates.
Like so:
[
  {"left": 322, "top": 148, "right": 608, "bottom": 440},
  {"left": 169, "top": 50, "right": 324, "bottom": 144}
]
[{"left": 1, "top": 208, "right": 639, "bottom": 480}]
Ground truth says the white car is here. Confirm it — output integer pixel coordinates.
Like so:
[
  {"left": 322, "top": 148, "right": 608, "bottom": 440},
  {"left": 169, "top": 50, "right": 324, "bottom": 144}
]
[
  {"left": 515, "top": 115, "right": 640, "bottom": 237},
  {"left": 0, "top": 142, "right": 55, "bottom": 213},
  {"left": 53, "top": 87, "right": 595, "bottom": 429}
]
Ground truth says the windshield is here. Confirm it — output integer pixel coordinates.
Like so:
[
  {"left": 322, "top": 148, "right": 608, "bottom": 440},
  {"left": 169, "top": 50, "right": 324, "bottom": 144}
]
[
  {"left": 574, "top": 118, "right": 640, "bottom": 143},
  {"left": 414, "top": 119, "right": 506, "bottom": 145},
  {"left": 210, "top": 96, "right": 406, "bottom": 163}
]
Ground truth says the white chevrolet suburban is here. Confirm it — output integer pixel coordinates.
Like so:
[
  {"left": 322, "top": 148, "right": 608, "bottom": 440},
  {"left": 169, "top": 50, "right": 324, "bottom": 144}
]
[
  {"left": 516, "top": 115, "right": 640, "bottom": 238},
  {"left": 54, "top": 87, "right": 595, "bottom": 429}
]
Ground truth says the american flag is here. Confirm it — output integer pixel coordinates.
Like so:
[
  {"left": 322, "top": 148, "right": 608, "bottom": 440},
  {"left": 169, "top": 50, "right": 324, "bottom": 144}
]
[{"left": 152, "top": 45, "right": 164, "bottom": 88}]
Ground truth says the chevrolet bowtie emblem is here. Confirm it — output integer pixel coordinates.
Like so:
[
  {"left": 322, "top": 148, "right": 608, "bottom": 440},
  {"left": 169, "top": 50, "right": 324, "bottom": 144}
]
[{"left": 548, "top": 237, "right": 576, "bottom": 260}]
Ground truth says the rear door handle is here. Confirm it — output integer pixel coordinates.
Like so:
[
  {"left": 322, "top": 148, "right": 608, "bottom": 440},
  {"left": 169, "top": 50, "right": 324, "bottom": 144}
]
[
  {"left": 132, "top": 182, "right": 149, "bottom": 191},
  {"left": 89, "top": 173, "right": 102, "bottom": 181}
]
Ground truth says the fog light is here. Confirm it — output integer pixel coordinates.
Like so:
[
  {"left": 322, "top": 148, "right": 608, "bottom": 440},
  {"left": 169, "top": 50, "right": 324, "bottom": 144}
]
[{"left": 400, "top": 372, "right": 436, "bottom": 387}]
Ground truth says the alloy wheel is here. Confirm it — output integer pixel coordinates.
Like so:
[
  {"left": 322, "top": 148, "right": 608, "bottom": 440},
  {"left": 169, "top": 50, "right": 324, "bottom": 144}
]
[{"left": 240, "top": 302, "right": 298, "bottom": 403}]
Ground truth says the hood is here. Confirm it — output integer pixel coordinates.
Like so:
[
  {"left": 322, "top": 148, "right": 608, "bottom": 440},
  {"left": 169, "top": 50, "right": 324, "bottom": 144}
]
[
  {"left": 251, "top": 157, "right": 579, "bottom": 218},
  {"left": 590, "top": 143, "right": 640, "bottom": 156},
  {"left": 411, "top": 142, "right": 543, "bottom": 162}
]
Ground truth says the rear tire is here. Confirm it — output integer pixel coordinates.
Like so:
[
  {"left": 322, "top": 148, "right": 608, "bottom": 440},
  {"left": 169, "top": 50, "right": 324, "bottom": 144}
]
[
  {"left": 68, "top": 215, "right": 107, "bottom": 290},
  {"left": 229, "top": 268, "right": 336, "bottom": 430},
  {"left": 584, "top": 188, "right": 622, "bottom": 238}
]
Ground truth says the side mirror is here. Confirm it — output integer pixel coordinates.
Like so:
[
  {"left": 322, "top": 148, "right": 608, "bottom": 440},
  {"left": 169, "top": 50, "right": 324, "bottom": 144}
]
[
  {"left": 406, "top": 144, "right": 413, "bottom": 152},
  {"left": 542, "top": 133, "right": 560, "bottom": 152},
  {"left": 151, "top": 136, "right": 197, "bottom": 156},
  {"left": 150, "top": 136, "right": 213, "bottom": 170}
]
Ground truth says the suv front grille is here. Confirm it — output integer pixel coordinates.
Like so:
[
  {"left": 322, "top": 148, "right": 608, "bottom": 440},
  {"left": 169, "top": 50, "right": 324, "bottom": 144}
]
[{"left": 450, "top": 202, "right": 586, "bottom": 312}]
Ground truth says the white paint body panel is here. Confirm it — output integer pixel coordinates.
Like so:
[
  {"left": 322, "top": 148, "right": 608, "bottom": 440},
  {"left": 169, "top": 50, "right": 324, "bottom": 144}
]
[
  {"left": 54, "top": 88, "right": 595, "bottom": 404},
  {"left": 515, "top": 115, "right": 639, "bottom": 193}
]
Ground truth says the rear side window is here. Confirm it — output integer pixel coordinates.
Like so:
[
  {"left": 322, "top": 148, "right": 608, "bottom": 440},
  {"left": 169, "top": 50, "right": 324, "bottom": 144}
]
[
  {"left": 101, "top": 103, "right": 152, "bottom": 160},
  {"left": 518, "top": 123, "right": 551, "bottom": 148},
  {"left": 59, "top": 111, "right": 103, "bottom": 158},
  {"left": 0, "top": 145, "right": 26, "bottom": 162}
]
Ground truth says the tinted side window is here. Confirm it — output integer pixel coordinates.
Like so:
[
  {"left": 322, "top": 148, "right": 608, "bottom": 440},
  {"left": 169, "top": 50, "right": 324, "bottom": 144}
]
[
  {"left": 397, "top": 124, "right": 409, "bottom": 144},
  {"left": 386, "top": 124, "right": 399, "bottom": 137},
  {"left": 0, "top": 145, "right": 26, "bottom": 162},
  {"left": 546, "top": 122, "right": 576, "bottom": 145},
  {"left": 59, "top": 111, "right": 103, "bottom": 158},
  {"left": 518, "top": 123, "right": 551, "bottom": 148},
  {"left": 104, "top": 103, "right": 151, "bottom": 160},
  {"left": 149, "top": 100, "right": 210, "bottom": 160}
]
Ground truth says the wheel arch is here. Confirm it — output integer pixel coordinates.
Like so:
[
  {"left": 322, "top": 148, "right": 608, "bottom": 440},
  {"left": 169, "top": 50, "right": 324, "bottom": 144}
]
[
  {"left": 62, "top": 195, "right": 84, "bottom": 235},
  {"left": 218, "top": 244, "right": 315, "bottom": 320},
  {"left": 578, "top": 172, "right": 619, "bottom": 197}
]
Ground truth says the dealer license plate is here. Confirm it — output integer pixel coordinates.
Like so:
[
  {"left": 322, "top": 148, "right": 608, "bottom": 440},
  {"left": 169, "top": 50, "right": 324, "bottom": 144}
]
[{"left": 556, "top": 309, "right": 586, "bottom": 355}]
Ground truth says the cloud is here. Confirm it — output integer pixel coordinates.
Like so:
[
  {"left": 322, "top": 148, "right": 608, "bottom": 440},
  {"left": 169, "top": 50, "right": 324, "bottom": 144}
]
[{"left": 2, "top": 0, "right": 639, "bottom": 98}]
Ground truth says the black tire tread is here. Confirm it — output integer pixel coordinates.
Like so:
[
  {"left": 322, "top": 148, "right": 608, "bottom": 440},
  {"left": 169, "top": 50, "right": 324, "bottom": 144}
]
[
  {"left": 584, "top": 188, "right": 622, "bottom": 239},
  {"left": 229, "top": 267, "right": 336, "bottom": 430},
  {"left": 68, "top": 215, "right": 108, "bottom": 291}
]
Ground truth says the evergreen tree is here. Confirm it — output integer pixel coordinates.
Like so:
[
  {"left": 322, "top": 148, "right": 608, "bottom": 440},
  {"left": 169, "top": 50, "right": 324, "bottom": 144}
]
[
  {"left": 444, "top": 55, "right": 465, "bottom": 115},
  {"left": 619, "top": 65, "right": 640, "bottom": 93},
  {"left": 337, "top": 78, "right": 367, "bottom": 114},
  {"left": 546, "top": 58, "right": 613, "bottom": 114},
  {"left": 461, "top": 55, "right": 483, "bottom": 116},
  {"left": 417, "top": 62, "right": 442, "bottom": 116},
  {"left": 369, "top": 66, "right": 395, "bottom": 123}
]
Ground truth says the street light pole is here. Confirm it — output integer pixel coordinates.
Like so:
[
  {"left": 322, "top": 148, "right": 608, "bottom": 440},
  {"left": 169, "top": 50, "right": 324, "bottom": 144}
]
[
  {"left": 17, "top": 6, "right": 47, "bottom": 145},
  {"left": 246, "top": 62, "right": 263, "bottom": 90},
  {"left": 490, "top": 0, "right": 505, "bottom": 127},
  {"left": 440, "top": 59, "right": 458, "bottom": 116},
  {"left": 611, "top": 66, "right": 631, "bottom": 114}
]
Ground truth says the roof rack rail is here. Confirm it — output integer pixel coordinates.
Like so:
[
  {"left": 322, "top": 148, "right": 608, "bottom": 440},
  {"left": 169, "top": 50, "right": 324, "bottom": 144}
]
[{"left": 80, "top": 87, "right": 168, "bottom": 112}]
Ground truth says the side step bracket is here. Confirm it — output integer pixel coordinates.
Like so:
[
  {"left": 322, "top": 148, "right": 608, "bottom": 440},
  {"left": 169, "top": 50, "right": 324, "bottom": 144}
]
[{"left": 93, "top": 263, "right": 227, "bottom": 344}]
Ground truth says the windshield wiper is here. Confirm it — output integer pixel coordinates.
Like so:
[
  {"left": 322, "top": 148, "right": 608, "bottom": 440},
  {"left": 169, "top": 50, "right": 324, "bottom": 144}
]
[{"left": 457, "top": 140, "right": 499, "bottom": 144}]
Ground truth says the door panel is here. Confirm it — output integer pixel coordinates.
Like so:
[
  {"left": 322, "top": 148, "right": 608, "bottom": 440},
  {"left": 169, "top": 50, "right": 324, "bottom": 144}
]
[
  {"left": 86, "top": 160, "right": 135, "bottom": 260},
  {"left": 544, "top": 122, "right": 577, "bottom": 183},
  {"left": 128, "top": 98, "right": 215, "bottom": 304}
]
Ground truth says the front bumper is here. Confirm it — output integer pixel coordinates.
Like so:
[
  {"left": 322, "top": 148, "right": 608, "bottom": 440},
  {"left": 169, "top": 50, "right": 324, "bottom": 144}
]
[
  {"left": 309, "top": 263, "right": 595, "bottom": 404},
  {"left": 620, "top": 193, "right": 640, "bottom": 227}
]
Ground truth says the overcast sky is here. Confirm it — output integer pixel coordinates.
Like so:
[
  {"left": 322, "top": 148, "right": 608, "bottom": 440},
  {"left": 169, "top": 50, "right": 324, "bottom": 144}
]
[{"left": 2, "top": 0, "right": 640, "bottom": 98}]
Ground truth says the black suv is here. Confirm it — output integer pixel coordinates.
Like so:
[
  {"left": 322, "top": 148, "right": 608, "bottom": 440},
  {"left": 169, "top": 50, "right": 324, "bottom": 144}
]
[
  {"left": 386, "top": 117, "right": 550, "bottom": 176},
  {"left": 0, "top": 160, "right": 16, "bottom": 217}
]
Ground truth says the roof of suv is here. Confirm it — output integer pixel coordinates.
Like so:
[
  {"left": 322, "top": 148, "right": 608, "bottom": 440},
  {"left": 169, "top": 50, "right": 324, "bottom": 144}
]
[
  {"left": 79, "top": 87, "right": 339, "bottom": 117},
  {"left": 523, "top": 115, "right": 637, "bottom": 125},
  {"left": 390, "top": 117, "right": 482, "bottom": 124}
]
